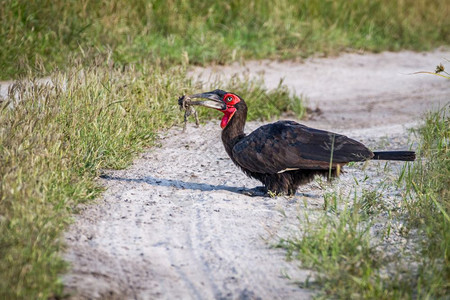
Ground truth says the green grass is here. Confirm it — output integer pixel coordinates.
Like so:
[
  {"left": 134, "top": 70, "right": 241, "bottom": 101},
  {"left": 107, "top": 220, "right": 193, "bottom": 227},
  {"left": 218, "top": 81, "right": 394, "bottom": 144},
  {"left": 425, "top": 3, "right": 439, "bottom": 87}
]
[
  {"left": 0, "top": 61, "right": 304, "bottom": 298},
  {"left": 400, "top": 107, "right": 449, "bottom": 297},
  {"left": 277, "top": 106, "right": 449, "bottom": 299},
  {"left": 1, "top": 0, "right": 449, "bottom": 79},
  {"left": 278, "top": 191, "right": 412, "bottom": 299}
]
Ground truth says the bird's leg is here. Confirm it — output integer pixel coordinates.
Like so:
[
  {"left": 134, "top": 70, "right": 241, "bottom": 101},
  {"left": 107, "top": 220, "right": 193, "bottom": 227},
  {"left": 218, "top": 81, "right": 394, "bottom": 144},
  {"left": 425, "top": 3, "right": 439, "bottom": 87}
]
[{"left": 287, "top": 188, "right": 297, "bottom": 197}]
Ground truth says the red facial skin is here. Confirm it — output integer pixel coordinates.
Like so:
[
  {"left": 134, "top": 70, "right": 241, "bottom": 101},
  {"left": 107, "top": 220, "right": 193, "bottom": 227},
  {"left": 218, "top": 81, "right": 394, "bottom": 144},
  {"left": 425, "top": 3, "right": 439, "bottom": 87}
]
[{"left": 220, "top": 93, "right": 240, "bottom": 129}]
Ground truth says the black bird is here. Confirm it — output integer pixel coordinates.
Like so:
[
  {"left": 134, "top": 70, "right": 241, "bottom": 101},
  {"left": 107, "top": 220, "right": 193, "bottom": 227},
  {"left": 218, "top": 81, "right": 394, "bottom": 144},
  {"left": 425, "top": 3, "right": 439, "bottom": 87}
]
[{"left": 183, "top": 89, "right": 415, "bottom": 196}]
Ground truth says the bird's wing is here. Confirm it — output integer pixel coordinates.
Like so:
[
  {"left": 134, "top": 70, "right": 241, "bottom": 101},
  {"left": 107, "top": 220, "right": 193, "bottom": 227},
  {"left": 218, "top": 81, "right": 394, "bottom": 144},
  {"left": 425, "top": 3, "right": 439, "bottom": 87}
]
[{"left": 232, "top": 121, "right": 374, "bottom": 174}]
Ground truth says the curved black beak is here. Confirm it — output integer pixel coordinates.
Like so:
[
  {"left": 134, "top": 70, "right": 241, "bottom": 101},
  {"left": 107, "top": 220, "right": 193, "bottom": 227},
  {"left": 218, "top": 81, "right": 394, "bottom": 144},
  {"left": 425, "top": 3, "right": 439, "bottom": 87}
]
[{"left": 188, "top": 91, "right": 226, "bottom": 110}]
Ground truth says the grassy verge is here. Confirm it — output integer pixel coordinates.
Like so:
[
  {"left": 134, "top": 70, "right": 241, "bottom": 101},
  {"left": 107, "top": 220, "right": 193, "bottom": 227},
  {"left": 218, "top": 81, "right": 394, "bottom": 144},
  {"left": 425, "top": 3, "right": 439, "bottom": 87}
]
[
  {"left": 1, "top": 0, "right": 449, "bottom": 79},
  {"left": 401, "top": 107, "right": 449, "bottom": 297},
  {"left": 277, "top": 106, "right": 449, "bottom": 298},
  {"left": 0, "top": 61, "right": 304, "bottom": 298}
]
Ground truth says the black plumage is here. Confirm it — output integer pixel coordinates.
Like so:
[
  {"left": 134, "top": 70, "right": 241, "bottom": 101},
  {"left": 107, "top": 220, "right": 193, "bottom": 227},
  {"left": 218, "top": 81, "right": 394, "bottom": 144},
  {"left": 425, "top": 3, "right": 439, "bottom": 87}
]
[{"left": 185, "top": 89, "right": 415, "bottom": 196}]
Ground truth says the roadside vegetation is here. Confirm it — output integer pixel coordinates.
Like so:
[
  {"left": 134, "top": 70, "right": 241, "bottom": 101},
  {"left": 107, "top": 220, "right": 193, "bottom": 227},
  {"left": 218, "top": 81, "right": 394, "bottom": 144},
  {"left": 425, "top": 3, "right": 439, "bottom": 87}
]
[
  {"left": 0, "top": 0, "right": 449, "bottom": 298},
  {"left": 1, "top": 0, "right": 449, "bottom": 79},
  {"left": 277, "top": 104, "right": 449, "bottom": 298}
]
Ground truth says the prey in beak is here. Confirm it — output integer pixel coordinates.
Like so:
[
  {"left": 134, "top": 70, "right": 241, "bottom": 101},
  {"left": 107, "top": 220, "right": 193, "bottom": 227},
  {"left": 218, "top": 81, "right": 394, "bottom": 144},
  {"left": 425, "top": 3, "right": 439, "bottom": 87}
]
[
  {"left": 183, "top": 90, "right": 227, "bottom": 111},
  {"left": 178, "top": 89, "right": 241, "bottom": 129},
  {"left": 178, "top": 90, "right": 228, "bottom": 131}
]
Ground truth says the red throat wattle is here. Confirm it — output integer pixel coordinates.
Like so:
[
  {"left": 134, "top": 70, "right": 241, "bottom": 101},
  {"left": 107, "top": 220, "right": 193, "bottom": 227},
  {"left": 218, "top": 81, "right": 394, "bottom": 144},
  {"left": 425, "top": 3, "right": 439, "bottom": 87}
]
[
  {"left": 220, "top": 107, "right": 237, "bottom": 129},
  {"left": 219, "top": 93, "right": 240, "bottom": 128}
]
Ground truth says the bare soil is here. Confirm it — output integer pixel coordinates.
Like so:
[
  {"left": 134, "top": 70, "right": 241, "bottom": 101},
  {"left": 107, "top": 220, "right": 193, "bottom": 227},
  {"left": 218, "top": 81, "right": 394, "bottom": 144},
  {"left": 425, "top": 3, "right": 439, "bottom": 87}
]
[{"left": 63, "top": 50, "right": 449, "bottom": 299}]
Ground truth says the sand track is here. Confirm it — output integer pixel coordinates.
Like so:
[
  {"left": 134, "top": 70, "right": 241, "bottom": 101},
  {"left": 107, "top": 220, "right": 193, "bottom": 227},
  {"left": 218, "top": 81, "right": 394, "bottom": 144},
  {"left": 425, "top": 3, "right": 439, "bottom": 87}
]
[{"left": 63, "top": 50, "right": 449, "bottom": 299}]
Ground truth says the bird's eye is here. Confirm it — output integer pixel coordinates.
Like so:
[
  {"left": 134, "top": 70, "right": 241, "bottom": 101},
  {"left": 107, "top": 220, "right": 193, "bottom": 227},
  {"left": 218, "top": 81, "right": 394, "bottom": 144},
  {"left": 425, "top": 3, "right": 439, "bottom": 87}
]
[{"left": 226, "top": 96, "right": 233, "bottom": 102}]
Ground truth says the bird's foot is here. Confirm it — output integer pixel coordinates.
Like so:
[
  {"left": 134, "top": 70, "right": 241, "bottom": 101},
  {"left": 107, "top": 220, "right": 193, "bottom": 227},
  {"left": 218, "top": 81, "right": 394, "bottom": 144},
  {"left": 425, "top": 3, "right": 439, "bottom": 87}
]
[{"left": 239, "top": 186, "right": 268, "bottom": 197}]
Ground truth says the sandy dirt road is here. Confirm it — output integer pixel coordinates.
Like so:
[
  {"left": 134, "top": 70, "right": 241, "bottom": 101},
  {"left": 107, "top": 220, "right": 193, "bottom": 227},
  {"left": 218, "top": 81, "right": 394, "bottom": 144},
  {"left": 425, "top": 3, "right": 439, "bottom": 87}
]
[{"left": 62, "top": 50, "right": 449, "bottom": 299}]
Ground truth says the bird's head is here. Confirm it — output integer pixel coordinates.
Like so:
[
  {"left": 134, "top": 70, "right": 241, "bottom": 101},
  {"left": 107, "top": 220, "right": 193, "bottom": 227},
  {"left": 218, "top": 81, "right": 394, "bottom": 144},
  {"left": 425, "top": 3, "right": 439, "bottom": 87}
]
[{"left": 188, "top": 89, "right": 243, "bottom": 129}]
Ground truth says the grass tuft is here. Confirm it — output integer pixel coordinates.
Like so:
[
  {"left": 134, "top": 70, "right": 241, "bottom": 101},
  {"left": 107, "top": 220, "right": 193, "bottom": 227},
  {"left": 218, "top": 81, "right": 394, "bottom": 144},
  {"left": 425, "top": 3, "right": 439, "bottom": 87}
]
[
  {"left": 400, "top": 106, "right": 449, "bottom": 298},
  {"left": 278, "top": 192, "right": 408, "bottom": 299}
]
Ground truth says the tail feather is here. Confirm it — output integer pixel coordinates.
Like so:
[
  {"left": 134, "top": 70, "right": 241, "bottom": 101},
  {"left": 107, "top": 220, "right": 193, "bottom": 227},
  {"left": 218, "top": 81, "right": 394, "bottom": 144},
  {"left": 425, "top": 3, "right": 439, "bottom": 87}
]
[{"left": 372, "top": 151, "right": 415, "bottom": 161}]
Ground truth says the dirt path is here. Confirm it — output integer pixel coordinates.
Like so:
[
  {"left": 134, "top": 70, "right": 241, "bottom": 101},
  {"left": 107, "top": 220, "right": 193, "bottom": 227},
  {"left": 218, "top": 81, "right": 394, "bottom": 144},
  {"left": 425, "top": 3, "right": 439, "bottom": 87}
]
[{"left": 63, "top": 50, "right": 449, "bottom": 299}]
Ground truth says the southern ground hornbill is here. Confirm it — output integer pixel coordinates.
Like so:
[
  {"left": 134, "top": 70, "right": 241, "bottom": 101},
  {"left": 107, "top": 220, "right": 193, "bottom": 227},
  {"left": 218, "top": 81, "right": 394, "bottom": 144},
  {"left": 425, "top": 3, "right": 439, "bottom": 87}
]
[{"left": 179, "top": 89, "right": 415, "bottom": 196}]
